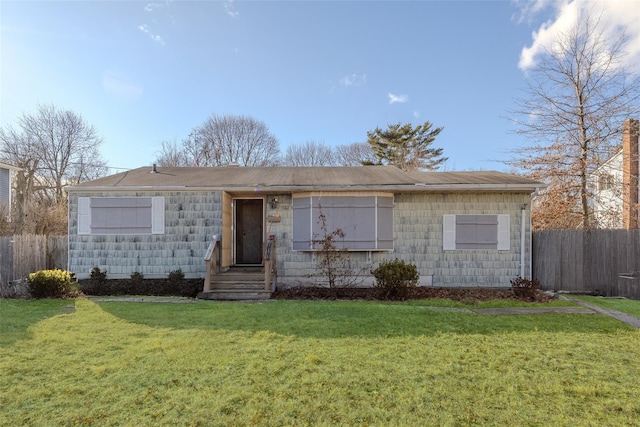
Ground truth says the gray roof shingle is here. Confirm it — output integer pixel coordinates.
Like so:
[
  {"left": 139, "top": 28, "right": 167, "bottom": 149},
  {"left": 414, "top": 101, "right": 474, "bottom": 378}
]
[{"left": 67, "top": 166, "right": 545, "bottom": 193}]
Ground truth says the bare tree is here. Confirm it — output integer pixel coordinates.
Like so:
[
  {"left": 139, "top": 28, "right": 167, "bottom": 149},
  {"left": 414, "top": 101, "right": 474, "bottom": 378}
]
[
  {"left": 196, "top": 114, "right": 280, "bottom": 166},
  {"left": 282, "top": 140, "right": 336, "bottom": 166},
  {"left": 155, "top": 139, "right": 189, "bottom": 167},
  {"left": 508, "top": 8, "right": 640, "bottom": 229},
  {"left": 335, "top": 142, "right": 378, "bottom": 166},
  {"left": 155, "top": 114, "right": 280, "bottom": 167},
  {"left": 0, "top": 104, "right": 107, "bottom": 233}
]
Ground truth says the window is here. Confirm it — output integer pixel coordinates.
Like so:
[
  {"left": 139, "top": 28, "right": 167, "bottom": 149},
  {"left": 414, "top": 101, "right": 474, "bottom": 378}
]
[
  {"left": 598, "top": 174, "right": 615, "bottom": 191},
  {"left": 292, "top": 194, "right": 393, "bottom": 251},
  {"left": 78, "top": 197, "right": 164, "bottom": 235},
  {"left": 443, "top": 214, "right": 509, "bottom": 250},
  {"left": 0, "top": 168, "right": 10, "bottom": 215}
]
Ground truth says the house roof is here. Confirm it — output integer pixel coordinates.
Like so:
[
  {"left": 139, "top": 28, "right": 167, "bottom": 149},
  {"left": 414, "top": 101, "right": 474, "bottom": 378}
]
[
  {"left": 0, "top": 162, "right": 21, "bottom": 171},
  {"left": 66, "top": 165, "right": 545, "bottom": 193}
]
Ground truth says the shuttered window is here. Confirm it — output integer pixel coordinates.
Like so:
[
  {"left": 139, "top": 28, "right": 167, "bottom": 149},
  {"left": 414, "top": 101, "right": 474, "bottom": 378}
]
[
  {"left": 77, "top": 197, "right": 164, "bottom": 235},
  {"left": 293, "top": 194, "right": 393, "bottom": 251},
  {"left": 443, "top": 214, "right": 510, "bottom": 250}
]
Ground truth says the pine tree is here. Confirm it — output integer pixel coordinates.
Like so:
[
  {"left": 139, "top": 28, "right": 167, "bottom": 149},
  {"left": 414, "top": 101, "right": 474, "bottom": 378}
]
[{"left": 366, "top": 121, "right": 446, "bottom": 171}]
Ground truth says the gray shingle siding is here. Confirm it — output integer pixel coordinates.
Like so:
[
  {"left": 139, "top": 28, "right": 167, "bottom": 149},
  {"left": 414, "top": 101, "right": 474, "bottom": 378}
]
[
  {"left": 271, "top": 192, "right": 531, "bottom": 287},
  {"left": 68, "top": 191, "right": 221, "bottom": 279},
  {"left": 68, "top": 190, "right": 532, "bottom": 286}
]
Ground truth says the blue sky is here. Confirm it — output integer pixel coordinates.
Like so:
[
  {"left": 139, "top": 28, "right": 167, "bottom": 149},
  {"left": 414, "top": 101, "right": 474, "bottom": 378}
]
[{"left": 2, "top": 0, "right": 639, "bottom": 174}]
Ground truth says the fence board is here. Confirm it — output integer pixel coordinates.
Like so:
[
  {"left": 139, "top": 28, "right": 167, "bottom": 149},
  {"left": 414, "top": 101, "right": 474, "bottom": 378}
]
[
  {"left": 533, "top": 229, "right": 640, "bottom": 300},
  {"left": 0, "top": 235, "right": 68, "bottom": 284},
  {"left": 48, "top": 236, "right": 68, "bottom": 270},
  {"left": 13, "top": 235, "right": 47, "bottom": 280},
  {"left": 0, "top": 237, "right": 13, "bottom": 285}
]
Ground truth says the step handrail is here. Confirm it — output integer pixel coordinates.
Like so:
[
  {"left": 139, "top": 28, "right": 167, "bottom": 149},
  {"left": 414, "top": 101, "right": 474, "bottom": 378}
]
[
  {"left": 203, "top": 235, "right": 220, "bottom": 292},
  {"left": 264, "top": 237, "right": 277, "bottom": 292}
]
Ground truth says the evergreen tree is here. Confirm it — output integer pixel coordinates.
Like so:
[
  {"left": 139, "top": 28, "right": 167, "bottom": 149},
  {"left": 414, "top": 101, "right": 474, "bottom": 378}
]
[{"left": 366, "top": 121, "right": 446, "bottom": 171}]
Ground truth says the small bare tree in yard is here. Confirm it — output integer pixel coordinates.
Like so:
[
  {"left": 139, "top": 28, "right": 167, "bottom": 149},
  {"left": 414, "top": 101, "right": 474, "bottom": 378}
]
[
  {"left": 508, "top": 8, "right": 640, "bottom": 229},
  {"left": 311, "top": 209, "right": 363, "bottom": 294}
]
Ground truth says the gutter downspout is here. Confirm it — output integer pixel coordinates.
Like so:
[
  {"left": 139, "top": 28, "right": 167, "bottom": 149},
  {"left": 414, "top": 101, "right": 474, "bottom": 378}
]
[
  {"left": 526, "top": 187, "right": 541, "bottom": 280},
  {"left": 520, "top": 203, "right": 526, "bottom": 278},
  {"left": 528, "top": 202, "right": 533, "bottom": 279}
]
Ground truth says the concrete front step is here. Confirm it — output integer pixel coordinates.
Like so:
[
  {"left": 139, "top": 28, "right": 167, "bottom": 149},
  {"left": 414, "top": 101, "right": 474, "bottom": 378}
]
[
  {"left": 210, "top": 282, "right": 267, "bottom": 290},
  {"left": 197, "top": 289, "right": 272, "bottom": 301},
  {"left": 210, "top": 273, "right": 264, "bottom": 282},
  {"left": 200, "top": 265, "right": 271, "bottom": 300}
]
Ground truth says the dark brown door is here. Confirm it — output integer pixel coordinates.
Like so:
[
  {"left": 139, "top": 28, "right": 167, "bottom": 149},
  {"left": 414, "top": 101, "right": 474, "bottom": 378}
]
[{"left": 235, "top": 199, "right": 263, "bottom": 264}]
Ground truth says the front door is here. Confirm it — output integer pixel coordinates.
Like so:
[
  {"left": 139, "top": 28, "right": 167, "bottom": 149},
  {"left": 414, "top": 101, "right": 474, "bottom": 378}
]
[{"left": 235, "top": 199, "right": 263, "bottom": 265}]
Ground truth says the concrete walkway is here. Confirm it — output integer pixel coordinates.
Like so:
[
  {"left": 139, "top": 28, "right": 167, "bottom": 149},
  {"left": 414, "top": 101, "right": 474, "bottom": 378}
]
[
  {"left": 473, "top": 297, "right": 640, "bottom": 329},
  {"left": 88, "top": 296, "right": 196, "bottom": 303},
  {"left": 473, "top": 306, "right": 595, "bottom": 315},
  {"left": 559, "top": 296, "right": 640, "bottom": 329}
]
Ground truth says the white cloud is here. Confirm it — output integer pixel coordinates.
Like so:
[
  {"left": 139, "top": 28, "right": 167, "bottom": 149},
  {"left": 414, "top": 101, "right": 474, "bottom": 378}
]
[
  {"left": 102, "top": 70, "right": 143, "bottom": 101},
  {"left": 340, "top": 73, "right": 367, "bottom": 87},
  {"left": 517, "top": 0, "right": 640, "bottom": 72},
  {"left": 511, "top": 0, "right": 555, "bottom": 24},
  {"left": 224, "top": 1, "right": 239, "bottom": 17},
  {"left": 413, "top": 111, "right": 420, "bottom": 118},
  {"left": 388, "top": 93, "right": 408, "bottom": 104},
  {"left": 144, "top": 3, "right": 160, "bottom": 12},
  {"left": 138, "top": 24, "right": 165, "bottom": 45}
]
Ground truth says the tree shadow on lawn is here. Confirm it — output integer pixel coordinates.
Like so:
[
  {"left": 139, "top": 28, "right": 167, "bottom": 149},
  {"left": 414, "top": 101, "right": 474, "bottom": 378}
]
[
  {"left": 0, "top": 299, "right": 73, "bottom": 347},
  {"left": 96, "top": 300, "right": 633, "bottom": 339}
]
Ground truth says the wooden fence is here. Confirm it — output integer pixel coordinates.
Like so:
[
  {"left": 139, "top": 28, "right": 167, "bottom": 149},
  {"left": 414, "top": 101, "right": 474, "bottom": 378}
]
[
  {"left": 533, "top": 229, "right": 640, "bottom": 299},
  {"left": 0, "top": 235, "right": 68, "bottom": 284}
]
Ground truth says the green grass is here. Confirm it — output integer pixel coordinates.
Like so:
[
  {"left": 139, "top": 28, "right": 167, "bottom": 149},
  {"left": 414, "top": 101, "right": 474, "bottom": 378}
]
[
  {"left": 571, "top": 295, "right": 640, "bottom": 318},
  {"left": 1, "top": 298, "right": 639, "bottom": 426},
  {"left": 404, "top": 297, "right": 577, "bottom": 309},
  {"left": 0, "top": 299, "right": 72, "bottom": 346},
  {"left": 97, "top": 299, "right": 626, "bottom": 337}
]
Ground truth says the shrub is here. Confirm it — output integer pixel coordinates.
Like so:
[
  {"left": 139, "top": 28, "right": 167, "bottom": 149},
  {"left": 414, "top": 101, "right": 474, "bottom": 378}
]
[
  {"left": 77, "top": 278, "right": 202, "bottom": 298},
  {"left": 130, "top": 271, "right": 144, "bottom": 285},
  {"left": 168, "top": 269, "right": 185, "bottom": 284},
  {"left": 90, "top": 267, "right": 107, "bottom": 282},
  {"left": 510, "top": 276, "right": 541, "bottom": 300},
  {"left": 371, "top": 259, "right": 419, "bottom": 300},
  {"left": 27, "top": 269, "right": 76, "bottom": 299}
]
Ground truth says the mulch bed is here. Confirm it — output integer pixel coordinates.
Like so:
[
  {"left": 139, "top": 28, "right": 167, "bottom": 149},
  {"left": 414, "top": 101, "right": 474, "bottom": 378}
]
[{"left": 272, "top": 286, "right": 552, "bottom": 303}]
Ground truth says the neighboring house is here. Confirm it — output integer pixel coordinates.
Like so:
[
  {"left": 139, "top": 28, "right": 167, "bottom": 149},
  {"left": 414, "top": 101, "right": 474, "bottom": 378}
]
[
  {"left": 0, "top": 162, "right": 19, "bottom": 217},
  {"left": 66, "top": 165, "right": 544, "bottom": 292},
  {"left": 590, "top": 150, "right": 624, "bottom": 228},
  {"left": 590, "top": 118, "right": 639, "bottom": 229}
]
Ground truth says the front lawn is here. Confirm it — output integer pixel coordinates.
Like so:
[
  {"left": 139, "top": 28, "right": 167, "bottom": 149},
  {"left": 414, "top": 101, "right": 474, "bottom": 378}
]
[{"left": 1, "top": 298, "right": 639, "bottom": 426}]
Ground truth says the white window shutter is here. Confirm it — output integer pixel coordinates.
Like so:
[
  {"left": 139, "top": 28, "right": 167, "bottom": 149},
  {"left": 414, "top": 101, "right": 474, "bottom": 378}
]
[
  {"left": 151, "top": 197, "right": 165, "bottom": 234},
  {"left": 443, "top": 215, "right": 456, "bottom": 250},
  {"left": 497, "top": 214, "right": 510, "bottom": 250},
  {"left": 78, "top": 197, "right": 91, "bottom": 235}
]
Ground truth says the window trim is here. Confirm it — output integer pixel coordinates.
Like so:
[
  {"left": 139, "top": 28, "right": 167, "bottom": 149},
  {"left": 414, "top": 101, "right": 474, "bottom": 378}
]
[
  {"left": 77, "top": 196, "right": 165, "bottom": 235},
  {"left": 443, "top": 214, "right": 510, "bottom": 250},
  {"left": 292, "top": 192, "right": 394, "bottom": 251},
  {"left": 598, "top": 173, "right": 615, "bottom": 192}
]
